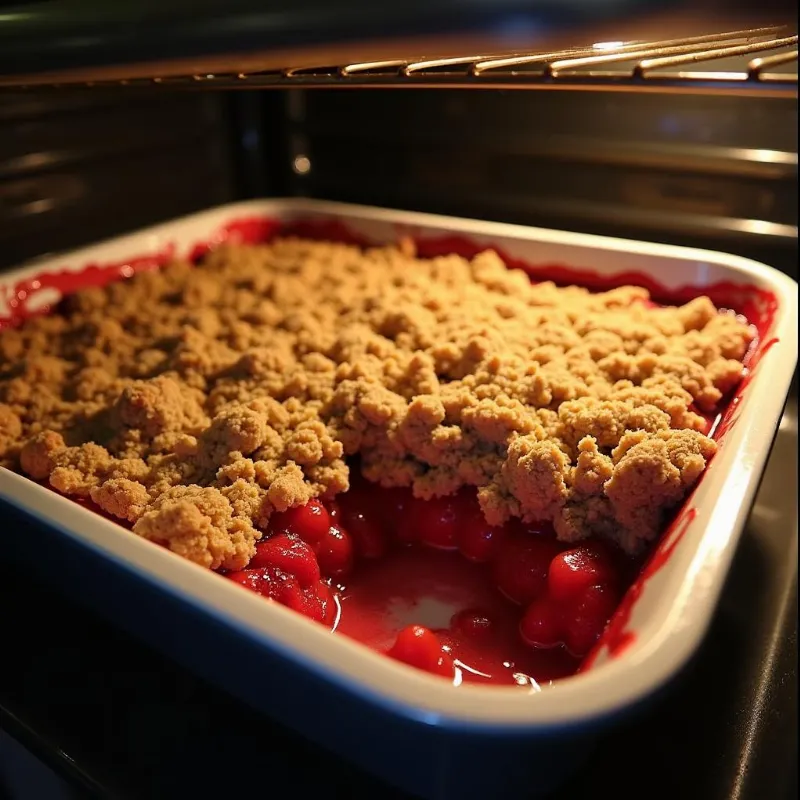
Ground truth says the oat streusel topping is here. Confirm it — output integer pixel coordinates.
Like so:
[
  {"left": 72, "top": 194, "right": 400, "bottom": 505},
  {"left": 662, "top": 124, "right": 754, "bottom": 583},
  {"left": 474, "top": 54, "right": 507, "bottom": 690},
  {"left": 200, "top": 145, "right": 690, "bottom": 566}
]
[{"left": 0, "top": 238, "right": 754, "bottom": 565}]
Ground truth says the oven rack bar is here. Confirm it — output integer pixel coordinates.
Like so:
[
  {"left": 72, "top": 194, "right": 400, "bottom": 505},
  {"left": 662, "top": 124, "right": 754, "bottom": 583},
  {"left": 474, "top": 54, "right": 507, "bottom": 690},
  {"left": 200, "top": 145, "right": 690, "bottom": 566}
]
[{"left": 1, "top": 26, "right": 796, "bottom": 95}]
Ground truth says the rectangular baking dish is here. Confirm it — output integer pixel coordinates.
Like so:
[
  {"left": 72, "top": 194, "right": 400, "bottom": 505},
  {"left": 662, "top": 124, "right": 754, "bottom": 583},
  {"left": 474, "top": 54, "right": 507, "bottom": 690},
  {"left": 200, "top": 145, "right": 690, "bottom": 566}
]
[{"left": 0, "top": 199, "right": 796, "bottom": 800}]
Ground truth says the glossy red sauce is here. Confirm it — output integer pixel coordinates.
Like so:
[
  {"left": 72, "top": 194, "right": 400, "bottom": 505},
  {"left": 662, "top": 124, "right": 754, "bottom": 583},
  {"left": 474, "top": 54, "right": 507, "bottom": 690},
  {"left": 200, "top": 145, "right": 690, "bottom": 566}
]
[
  {"left": 336, "top": 547, "right": 580, "bottom": 686},
  {"left": 221, "top": 472, "right": 645, "bottom": 685},
  {"left": 4, "top": 213, "right": 782, "bottom": 681}
]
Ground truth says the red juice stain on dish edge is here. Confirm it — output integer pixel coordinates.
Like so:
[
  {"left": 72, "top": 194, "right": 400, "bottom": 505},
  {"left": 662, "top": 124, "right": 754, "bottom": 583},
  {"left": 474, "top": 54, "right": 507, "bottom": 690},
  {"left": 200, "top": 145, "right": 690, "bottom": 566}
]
[
  {"left": 281, "top": 218, "right": 374, "bottom": 248},
  {"left": 710, "top": 336, "right": 780, "bottom": 445},
  {"left": 581, "top": 506, "right": 699, "bottom": 671},
  {"left": 582, "top": 334, "right": 778, "bottom": 666},
  {"left": 395, "top": 232, "right": 777, "bottom": 666},
  {"left": 1, "top": 214, "right": 778, "bottom": 338},
  {"left": 187, "top": 217, "right": 283, "bottom": 262},
  {"left": 405, "top": 231, "right": 781, "bottom": 448},
  {"left": 0, "top": 216, "right": 364, "bottom": 331},
  {"left": 0, "top": 247, "right": 176, "bottom": 330},
  {"left": 410, "top": 233, "right": 778, "bottom": 335}
]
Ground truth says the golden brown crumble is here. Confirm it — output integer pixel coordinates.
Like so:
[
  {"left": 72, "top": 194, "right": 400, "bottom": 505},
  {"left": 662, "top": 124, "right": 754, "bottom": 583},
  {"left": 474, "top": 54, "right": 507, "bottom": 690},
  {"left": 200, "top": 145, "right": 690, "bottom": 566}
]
[{"left": 0, "top": 239, "right": 754, "bottom": 564}]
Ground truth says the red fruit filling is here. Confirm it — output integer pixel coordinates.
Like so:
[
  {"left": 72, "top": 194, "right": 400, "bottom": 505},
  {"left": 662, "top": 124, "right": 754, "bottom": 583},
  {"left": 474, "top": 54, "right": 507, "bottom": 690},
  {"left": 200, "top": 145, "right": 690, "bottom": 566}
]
[
  {"left": 521, "top": 543, "right": 623, "bottom": 657},
  {"left": 268, "top": 499, "right": 330, "bottom": 547},
  {"left": 380, "top": 487, "right": 418, "bottom": 545},
  {"left": 547, "top": 541, "right": 619, "bottom": 603},
  {"left": 564, "top": 584, "right": 620, "bottom": 658},
  {"left": 222, "top": 477, "right": 634, "bottom": 685},
  {"left": 407, "top": 493, "right": 462, "bottom": 550},
  {"left": 226, "top": 566, "right": 337, "bottom": 626},
  {"left": 519, "top": 597, "right": 564, "bottom": 650},
  {"left": 388, "top": 625, "right": 455, "bottom": 678},
  {"left": 316, "top": 524, "right": 354, "bottom": 581},
  {"left": 337, "top": 496, "right": 388, "bottom": 560},
  {"left": 492, "top": 533, "right": 565, "bottom": 605},
  {"left": 249, "top": 532, "right": 321, "bottom": 586},
  {"left": 456, "top": 494, "right": 507, "bottom": 563}
]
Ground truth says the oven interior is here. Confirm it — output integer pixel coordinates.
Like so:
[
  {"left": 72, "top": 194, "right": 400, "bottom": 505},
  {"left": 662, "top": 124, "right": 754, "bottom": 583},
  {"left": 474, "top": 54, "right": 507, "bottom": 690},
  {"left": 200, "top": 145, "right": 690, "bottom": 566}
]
[{"left": 0, "top": 3, "right": 797, "bottom": 799}]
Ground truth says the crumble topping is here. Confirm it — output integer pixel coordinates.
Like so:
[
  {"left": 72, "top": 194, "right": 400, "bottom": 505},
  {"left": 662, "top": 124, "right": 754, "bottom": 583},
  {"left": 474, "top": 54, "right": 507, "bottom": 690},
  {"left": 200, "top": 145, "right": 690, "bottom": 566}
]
[{"left": 0, "top": 238, "right": 755, "bottom": 565}]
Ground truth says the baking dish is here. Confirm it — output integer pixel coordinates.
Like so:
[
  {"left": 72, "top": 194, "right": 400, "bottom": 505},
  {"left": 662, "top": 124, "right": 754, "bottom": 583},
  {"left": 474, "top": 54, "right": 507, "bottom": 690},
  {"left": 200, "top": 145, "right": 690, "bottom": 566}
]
[{"left": 0, "top": 199, "right": 796, "bottom": 799}]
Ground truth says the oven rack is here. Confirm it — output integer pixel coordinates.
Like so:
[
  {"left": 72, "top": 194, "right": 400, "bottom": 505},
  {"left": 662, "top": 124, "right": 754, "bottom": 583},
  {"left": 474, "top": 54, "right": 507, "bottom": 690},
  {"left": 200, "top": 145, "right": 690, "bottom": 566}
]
[{"left": 2, "top": 26, "right": 796, "bottom": 95}]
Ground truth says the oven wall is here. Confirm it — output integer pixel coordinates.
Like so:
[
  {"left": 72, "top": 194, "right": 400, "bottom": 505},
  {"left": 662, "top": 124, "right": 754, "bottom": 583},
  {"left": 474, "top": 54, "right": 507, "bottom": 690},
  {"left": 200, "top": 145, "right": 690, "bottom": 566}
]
[
  {"left": 1, "top": 86, "right": 796, "bottom": 283},
  {"left": 0, "top": 89, "right": 239, "bottom": 270},
  {"left": 285, "top": 89, "right": 798, "bottom": 278}
]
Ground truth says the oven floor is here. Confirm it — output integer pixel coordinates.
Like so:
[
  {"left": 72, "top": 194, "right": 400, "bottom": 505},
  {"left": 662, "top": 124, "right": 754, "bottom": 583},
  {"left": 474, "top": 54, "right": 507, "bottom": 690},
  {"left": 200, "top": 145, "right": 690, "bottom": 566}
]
[{"left": 0, "top": 398, "right": 796, "bottom": 800}]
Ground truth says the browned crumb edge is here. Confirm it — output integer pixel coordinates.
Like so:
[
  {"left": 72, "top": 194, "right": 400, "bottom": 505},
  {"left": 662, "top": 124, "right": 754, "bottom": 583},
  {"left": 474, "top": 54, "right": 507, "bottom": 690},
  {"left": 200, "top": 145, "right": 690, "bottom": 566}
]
[{"left": 0, "top": 238, "right": 754, "bottom": 569}]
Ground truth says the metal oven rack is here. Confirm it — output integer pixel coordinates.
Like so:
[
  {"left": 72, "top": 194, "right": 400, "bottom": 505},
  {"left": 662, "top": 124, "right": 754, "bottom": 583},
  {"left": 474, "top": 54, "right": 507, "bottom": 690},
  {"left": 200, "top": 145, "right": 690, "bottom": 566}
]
[
  {"left": 124, "top": 27, "right": 800, "bottom": 94},
  {"left": 2, "top": 26, "right": 797, "bottom": 94}
]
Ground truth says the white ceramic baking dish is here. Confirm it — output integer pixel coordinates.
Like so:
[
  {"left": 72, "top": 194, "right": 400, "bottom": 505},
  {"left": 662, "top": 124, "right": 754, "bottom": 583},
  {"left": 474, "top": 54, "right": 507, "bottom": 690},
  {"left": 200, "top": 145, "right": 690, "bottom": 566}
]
[{"left": 0, "top": 200, "right": 796, "bottom": 799}]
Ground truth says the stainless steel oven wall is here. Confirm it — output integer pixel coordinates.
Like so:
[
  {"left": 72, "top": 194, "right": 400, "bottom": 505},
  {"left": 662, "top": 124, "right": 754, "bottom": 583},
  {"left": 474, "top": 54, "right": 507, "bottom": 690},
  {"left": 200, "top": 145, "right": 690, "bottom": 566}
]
[
  {"left": 0, "top": 89, "right": 238, "bottom": 270},
  {"left": 2, "top": 85, "right": 796, "bottom": 282},
  {"left": 286, "top": 89, "right": 798, "bottom": 278}
]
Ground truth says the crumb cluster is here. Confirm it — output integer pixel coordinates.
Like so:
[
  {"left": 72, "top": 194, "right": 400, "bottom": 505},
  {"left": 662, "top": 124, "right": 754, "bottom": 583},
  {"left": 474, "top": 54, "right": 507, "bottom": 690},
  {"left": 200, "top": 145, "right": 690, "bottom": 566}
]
[{"left": 0, "top": 238, "right": 754, "bottom": 565}]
